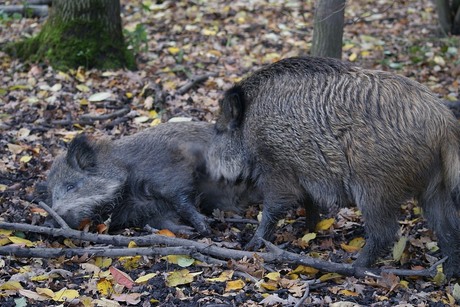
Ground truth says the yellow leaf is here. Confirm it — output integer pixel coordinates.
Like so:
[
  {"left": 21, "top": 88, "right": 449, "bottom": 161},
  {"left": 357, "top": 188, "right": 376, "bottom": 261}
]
[
  {"left": 95, "top": 257, "right": 112, "bottom": 269},
  {"left": 76, "top": 84, "right": 90, "bottom": 92},
  {"left": 361, "top": 50, "right": 371, "bottom": 57},
  {"left": 31, "top": 274, "right": 51, "bottom": 281},
  {"left": 20, "top": 155, "right": 32, "bottom": 163},
  {"left": 225, "top": 279, "right": 245, "bottom": 292},
  {"left": 150, "top": 118, "right": 162, "bottom": 127},
  {"left": 206, "top": 270, "right": 234, "bottom": 282},
  {"left": 348, "top": 52, "right": 358, "bottom": 62},
  {"left": 263, "top": 52, "right": 281, "bottom": 62},
  {"left": 290, "top": 265, "right": 319, "bottom": 276},
  {"left": 265, "top": 272, "right": 280, "bottom": 281},
  {"left": 0, "top": 281, "right": 23, "bottom": 290},
  {"left": 399, "top": 280, "right": 409, "bottom": 288},
  {"left": 80, "top": 98, "right": 89, "bottom": 106},
  {"left": 8, "top": 236, "right": 34, "bottom": 247},
  {"left": 120, "top": 255, "right": 141, "bottom": 271},
  {"left": 260, "top": 281, "right": 278, "bottom": 291},
  {"left": 135, "top": 273, "right": 157, "bottom": 284},
  {"left": 149, "top": 110, "right": 158, "bottom": 118},
  {"left": 167, "top": 47, "right": 181, "bottom": 55},
  {"left": 126, "top": 92, "right": 133, "bottom": 98},
  {"left": 63, "top": 238, "right": 77, "bottom": 248},
  {"left": 128, "top": 241, "right": 137, "bottom": 248},
  {"left": 392, "top": 236, "right": 407, "bottom": 261},
  {"left": 343, "top": 43, "right": 354, "bottom": 51},
  {"left": 341, "top": 243, "right": 361, "bottom": 253},
  {"left": 315, "top": 218, "right": 335, "bottom": 231},
  {"left": 433, "top": 55, "right": 445, "bottom": 66},
  {"left": 97, "top": 278, "right": 113, "bottom": 296},
  {"left": 0, "top": 237, "right": 10, "bottom": 246},
  {"left": 166, "top": 269, "right": 202, "bottom": 287},
  {"left": 163, "top": 255, "right": 195, "bottom": 267},
  {"left": 301, "top": 232, "right": 316, "bottom": 244},
  {"left": 52, "top": 288, "right": 79, "bottom": 302},
  {"left": 339, "top": 289, "right": 359, "bottom": 296},
  {"left": 0, "top": 185, "right": 7, "bottom": 192},
  {"left": 202, "top": 28, "right": 217, "bottom": 36},
  {"left": 36, "top": 287, "right": 55, "bottom": 297},
  {"left": 0, "top": 230, "right": 13, "bottom": 236},
  {"left": 319, "top": 273, "right": 342, "bottom": 282}
]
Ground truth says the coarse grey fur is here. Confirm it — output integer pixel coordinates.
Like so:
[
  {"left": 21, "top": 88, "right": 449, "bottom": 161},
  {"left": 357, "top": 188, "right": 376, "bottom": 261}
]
[
  {"left": 207, "top": 56, "right": 460, "bottom": 277},
  {"left": 46, "top": 121, "right": 258, "bottom": 234}
]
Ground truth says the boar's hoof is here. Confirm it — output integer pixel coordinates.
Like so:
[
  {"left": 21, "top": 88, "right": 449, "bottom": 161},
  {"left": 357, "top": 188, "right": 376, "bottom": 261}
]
[
  {"left": 244, "top": 235, "right": 266, "bottom": 251},
  {"left": 167, "top": 224, "right": 197, "bottom": 236}
]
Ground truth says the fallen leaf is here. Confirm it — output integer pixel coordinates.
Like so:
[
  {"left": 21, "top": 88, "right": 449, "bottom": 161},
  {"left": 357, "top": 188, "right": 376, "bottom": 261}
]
[
  {"left": 0, "top": 280, "right": 23, "bottom": 290},
  {"left": 52, "top": 288, "right": 79, "bottom": 302},
  {"left": 315, "top": 218, "right": 335, "bottom": 231},
  {"left": 206, "top": 270, "right": 234, "bottom": 282},
  {"left": 301, "top": 232, "right": 316, "bottom": 244},
  {"left": 109, "top": 266, "right": 134, "bottom": 289},
  {"left": 157, "top": 229, "right": 175, "bottom": 237},
  {"left": 225, "top": 279, "right": 245, "bottom": 292},
  {"left": 166, "top": 269, "right": 202, "bottom": 287},
  {"left": 8, "top": 236, "right": 34, "bottom": 247},
  {"left": 36, "top": 287, "right": 55, "bottom": 297},
  {"left": 134, "top": 272, "right": 157, "bottom": 284},
  {"left": 392, "top": 236, "right": 407, "bottom": 262},
  {"left": 88, "top": 92, "right": 112, "bottom": 102},
  {"left": 97, "top": 278, "right": 113, "bottom": 296}
]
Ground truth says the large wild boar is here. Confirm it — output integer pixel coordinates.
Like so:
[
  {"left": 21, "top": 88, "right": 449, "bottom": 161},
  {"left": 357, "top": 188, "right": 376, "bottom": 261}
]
[
  {"left": 46, "top": 121, "right": 257, "bottom": 235},
  {"left": 207, "top": 56, "right": 460, "bottom": 277}
]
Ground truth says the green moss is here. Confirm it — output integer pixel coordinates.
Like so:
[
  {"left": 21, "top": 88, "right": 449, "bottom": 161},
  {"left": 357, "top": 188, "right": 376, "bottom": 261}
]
[{"left": 5, "top": 16, "right": 136, "bottom": 70}]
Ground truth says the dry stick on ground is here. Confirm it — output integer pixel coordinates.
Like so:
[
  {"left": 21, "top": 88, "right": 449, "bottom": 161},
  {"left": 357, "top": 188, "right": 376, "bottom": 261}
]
[
  {"left": 175, "top": 72, "right": 219, "bottom": 95},
  {"left": 0, "top": 222, "right": 445, "bottom": 279},
  {"left": 38, "top": 201, "right": 70, "bottom": 229},
  {"left": 51, "top": 106, "right": 131, "bottom": 126}
]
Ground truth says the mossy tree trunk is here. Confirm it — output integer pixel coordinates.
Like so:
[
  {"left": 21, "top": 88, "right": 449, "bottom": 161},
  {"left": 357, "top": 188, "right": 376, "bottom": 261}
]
[
  {"left": 310, "top": 0, "right": 346, "bottom": 59},
  {"left": 7, "top": 0, "right": 135, "bottom": 70}
]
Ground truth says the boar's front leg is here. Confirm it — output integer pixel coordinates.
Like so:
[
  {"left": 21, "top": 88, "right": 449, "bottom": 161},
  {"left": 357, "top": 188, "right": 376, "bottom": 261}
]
[
  {"left": 174, "top": 192, "right": 211, "bottom": 236},
  {"left": 245, "top": 188, "right": 299, "bottom": 250}
]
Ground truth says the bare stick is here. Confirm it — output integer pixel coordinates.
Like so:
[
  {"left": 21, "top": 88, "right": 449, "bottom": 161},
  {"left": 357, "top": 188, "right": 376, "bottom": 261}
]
[
  {"left": 38, "top": 201, "right": 70, "bottom": 229},
  {"left": 294, "top": 283, "right": 310, "bottom": 307},
  {"left": 176, "top": 72, "right": 218, "bottom": 95},
  {"left": 79, "top": 107, "right": 130, "bottom": 122},
  {"left": 0, "top": 221, "right": 447, "bottom": 279}
]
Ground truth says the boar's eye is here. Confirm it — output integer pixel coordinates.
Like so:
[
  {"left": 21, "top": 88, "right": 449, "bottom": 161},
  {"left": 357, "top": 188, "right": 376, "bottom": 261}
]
[{"left": 66, "top": 184, "right": 75, "bottom": 191}]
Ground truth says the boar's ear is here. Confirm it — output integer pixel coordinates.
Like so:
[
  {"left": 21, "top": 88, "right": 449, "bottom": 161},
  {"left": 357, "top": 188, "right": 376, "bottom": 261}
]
[
  {"left": 221, "top": 85, "right": 245, "bottom": 130},
  {"left": 66, "top": 134, "right": 97, "bottom": 172}
]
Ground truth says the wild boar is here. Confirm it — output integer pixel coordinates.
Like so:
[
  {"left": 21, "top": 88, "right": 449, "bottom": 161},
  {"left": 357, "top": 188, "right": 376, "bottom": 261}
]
[
  {"left": 207, "top": 56, "right": 460, "bottom": 277},
  {"left": 46, "top": 121, "right": 257, "bottom": 235}
]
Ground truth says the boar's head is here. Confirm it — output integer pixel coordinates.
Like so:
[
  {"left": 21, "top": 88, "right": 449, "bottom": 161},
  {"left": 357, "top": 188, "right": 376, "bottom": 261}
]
[
  {"left": 207, "top": 86, "right": 252, "bottom": 183},
  {"left": 46, "top": 135, "right": 127, "bottom": 229}
]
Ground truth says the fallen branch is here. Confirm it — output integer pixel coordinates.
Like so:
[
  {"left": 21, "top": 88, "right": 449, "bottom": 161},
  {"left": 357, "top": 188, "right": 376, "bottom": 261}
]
[
  {"left": 176, "top": 72, "right": 218, "bottom": 95},
  {"left": 0, "top": 221, "right": 447, "bottom": 279}
]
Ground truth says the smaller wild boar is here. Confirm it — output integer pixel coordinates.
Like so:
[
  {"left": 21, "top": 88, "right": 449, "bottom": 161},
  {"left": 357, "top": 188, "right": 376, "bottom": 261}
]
[
  {"left": 207, "top": 56, "right": 460, "bottom": 277},
  {"left": 46, "top": 121, "right": 257, "bottom": 234}
]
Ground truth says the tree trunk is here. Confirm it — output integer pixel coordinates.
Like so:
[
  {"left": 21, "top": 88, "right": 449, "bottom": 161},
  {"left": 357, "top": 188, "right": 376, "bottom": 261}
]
[
  {"left": 6, "top": 0, "right": 135, "bottom": 70},
  {"left": 435, "top": 0, "right": 460, "bottom": 35},
  {"left": 310, "top": 0, "right": 345, "bottom": 59}
]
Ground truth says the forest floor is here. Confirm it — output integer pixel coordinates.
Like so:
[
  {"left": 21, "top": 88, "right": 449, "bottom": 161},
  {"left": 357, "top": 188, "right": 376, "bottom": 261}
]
[{"left": 1, "top": 0, "right": 460, "bottom": 306}]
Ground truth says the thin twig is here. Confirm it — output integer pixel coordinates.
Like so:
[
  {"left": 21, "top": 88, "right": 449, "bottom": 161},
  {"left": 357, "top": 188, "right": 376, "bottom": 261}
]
[
  {"left": 38, "top": 201, "right": 70, "bottom": 229},
  {"left": 294, "top": 283, "right": 310, "bottom": 307}
]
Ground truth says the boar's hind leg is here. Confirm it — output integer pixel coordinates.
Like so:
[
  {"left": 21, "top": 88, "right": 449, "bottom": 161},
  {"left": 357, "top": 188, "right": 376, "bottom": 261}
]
[
  {"left": 353, "top": 197, "right": 399, "bottom": 268},
  {"left": 175, "top": 193, "right": 211, "bottom": 236},
  {"left": 419, "top": 190, "right": 460, "bottom": 278},
  {"left": 300, "top": 194, "right": 321, "bottom": 232}
]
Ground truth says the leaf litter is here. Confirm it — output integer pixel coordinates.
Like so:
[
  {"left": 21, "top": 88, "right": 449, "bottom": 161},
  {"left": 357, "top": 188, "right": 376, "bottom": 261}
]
[{"left": 0, "top": 0, "right": 459, "bottom": 305}]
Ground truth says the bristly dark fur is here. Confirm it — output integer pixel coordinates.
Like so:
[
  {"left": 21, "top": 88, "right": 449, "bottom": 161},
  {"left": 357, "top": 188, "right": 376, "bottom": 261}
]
[{"left": 207, "top": 56, "right": 460, "bottom": 278}]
